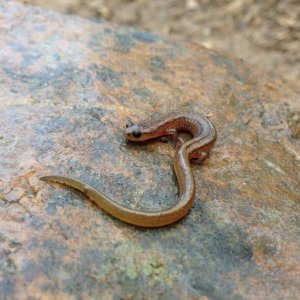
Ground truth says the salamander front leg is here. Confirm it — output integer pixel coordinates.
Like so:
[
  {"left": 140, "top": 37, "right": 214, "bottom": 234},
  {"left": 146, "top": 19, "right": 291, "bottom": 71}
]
[
  {"left": 159, "top": 136, "right": 169, "bottom": 143},
  {"left": 167, "top": 129, "right": 185, "bottom": 149}
]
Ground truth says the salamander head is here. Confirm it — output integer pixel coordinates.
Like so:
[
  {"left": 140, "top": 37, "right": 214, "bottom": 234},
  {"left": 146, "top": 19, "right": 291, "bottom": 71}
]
[{"left": 125, "top": 121, "right": 149, "bottom": 141}]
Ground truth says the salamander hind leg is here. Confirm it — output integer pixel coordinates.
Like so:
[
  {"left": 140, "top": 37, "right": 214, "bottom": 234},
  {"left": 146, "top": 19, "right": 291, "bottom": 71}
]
[{"left": 190, "top": 151, "right": 209, "bottom": 165}]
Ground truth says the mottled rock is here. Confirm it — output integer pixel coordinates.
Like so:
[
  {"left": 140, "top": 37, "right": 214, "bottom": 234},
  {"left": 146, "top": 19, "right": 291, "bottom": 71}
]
[{"left": 0, "top": 1, "right": 299, "bottom": 299}]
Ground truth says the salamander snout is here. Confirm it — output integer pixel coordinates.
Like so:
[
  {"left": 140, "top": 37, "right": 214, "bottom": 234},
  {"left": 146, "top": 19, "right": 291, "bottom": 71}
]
[{"left": 125, "top": 122, "right": 144, "bottom": 141}]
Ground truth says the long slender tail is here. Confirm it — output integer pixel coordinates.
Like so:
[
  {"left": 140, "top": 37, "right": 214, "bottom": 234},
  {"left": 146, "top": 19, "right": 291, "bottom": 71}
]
[
  {"left": 39, "top": 173, "right": 194, "bottom": 227},
  {"left": 40, "top": 175, "right": 88, "bottom": 193}
]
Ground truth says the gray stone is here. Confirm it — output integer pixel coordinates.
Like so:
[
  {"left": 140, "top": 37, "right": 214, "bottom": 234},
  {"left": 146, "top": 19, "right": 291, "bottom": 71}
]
[{"left": 0, "top": 1, "right": 299, "bottom": 299}]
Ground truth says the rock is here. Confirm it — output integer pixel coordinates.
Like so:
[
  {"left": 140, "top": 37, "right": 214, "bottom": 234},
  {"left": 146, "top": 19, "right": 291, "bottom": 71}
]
[{"left": 0, "top": 1, "right": 299, "bottom": 299}]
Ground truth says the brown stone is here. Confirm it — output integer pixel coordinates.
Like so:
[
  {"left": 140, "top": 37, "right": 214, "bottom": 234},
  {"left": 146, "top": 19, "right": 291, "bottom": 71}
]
[{"left": 0, "top": 1, "right": 299, "bottom": 299}]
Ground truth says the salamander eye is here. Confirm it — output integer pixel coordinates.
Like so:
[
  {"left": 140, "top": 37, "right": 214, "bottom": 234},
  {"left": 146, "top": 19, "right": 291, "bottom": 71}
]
[{"left": 133, "top": 131, "right": 142, "bottom": 138}]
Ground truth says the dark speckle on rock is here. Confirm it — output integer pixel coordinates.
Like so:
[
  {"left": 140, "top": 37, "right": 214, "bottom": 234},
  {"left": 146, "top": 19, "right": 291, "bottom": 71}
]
[
  {"left": 32, "top": 116, "right": 70, "bottom": 135},
  {"left": 87, "top": 107, "right": 106, "bottom": 120},
  {"left": 113, "top": 33, "right": 135, "bottom": 54},
  {"left": 150, "top": 56, "right": 165, "bottom": 70},
  {"left": 0, "top": 276, "right": 15, "bottom": 298},
  {"left": 119, "top": 95, "right": 127, "bottom": 104},
  {"left": 46, "top": 202, "right": 57, "bottom": 215},
  {"left": 4, "top": 64, "right": 93, "bottom": 93},
  {"left": 210, "top": 224, "right": 253, "bottom": 262},
  {"left": 152, "top": 74, "right": 169, "bottom": 83},
  {"left": 29, "top": 216, "right": 46, "bottom": 229},
  {"left": 94, "top": 64, "right": 123, "bottom": 88},
  {"left": 198, "top": 62, "right": 205, "bottom": 73},
  {"left": 210, "top": 53, "right": 244, "bottom": 83},
  {"left": 21, "top": 261, "right": 38, "bottom": 283},
  {"left": 22, "top": 53, "right": 42, "bottom": 67},
  {"left": 131, "top": 29, "right": 159, "bottom": 43},
  {"left": 132, "top": 87, "right": 152, "bottom": 102},
  {"left": 42, "top": 239, "right": 66, "bottom": 253}
]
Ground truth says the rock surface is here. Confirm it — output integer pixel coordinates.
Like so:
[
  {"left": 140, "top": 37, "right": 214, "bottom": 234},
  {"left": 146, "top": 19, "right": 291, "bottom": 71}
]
[{"left": 0, "top": 1, "right": 299, "bottom": 299}]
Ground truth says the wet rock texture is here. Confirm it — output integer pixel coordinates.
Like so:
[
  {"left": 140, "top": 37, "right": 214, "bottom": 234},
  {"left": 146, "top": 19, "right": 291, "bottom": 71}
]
[{"left": 0, "top": 1, "right": 299, "bottom": 299}]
